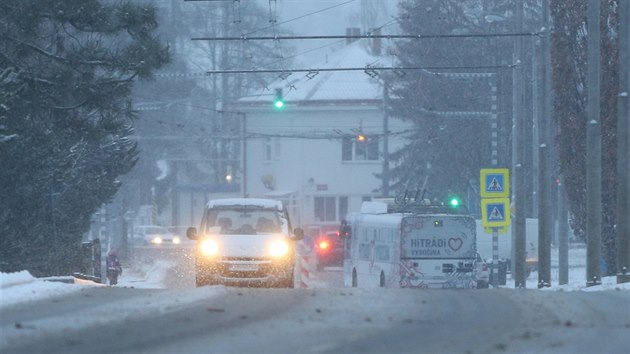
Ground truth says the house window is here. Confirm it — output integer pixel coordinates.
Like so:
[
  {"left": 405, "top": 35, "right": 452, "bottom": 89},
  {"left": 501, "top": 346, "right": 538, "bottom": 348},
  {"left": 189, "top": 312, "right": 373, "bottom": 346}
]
[
  {"left": 264, "top": 138, "right": 272, "bottom": 161},
  {"left": 314, "top": 196, "right": 351, "bottom": 222},
  {"left": 342, "top": 136, "right": 379, "bottom": 161},
  {"left": 314, "top": 196, "right": 336, "bottom": 222},
  {"left": 274, "top": 139, "right": 281, "bottom": 160},
  {"left": 264, "top": 138, "right": 281, "bottom": 162},
  {"left": 338, "top": 196, "right": 348, "bottom": 222}
]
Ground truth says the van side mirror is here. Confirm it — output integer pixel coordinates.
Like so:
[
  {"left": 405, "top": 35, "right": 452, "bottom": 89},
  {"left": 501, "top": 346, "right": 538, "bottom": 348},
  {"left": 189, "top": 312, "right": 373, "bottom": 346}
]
[
  {"left": 292, "top": 227, "right": 304, "bottom": 241},
  {"left": 186, "top": 227, "right": 198, "bottom": 240}
]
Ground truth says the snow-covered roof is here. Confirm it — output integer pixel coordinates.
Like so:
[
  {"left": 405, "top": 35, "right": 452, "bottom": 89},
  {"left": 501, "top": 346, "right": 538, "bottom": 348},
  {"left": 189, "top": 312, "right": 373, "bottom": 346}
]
[{"left": 241, "top": 41, "right": 385, "bottom": 104}]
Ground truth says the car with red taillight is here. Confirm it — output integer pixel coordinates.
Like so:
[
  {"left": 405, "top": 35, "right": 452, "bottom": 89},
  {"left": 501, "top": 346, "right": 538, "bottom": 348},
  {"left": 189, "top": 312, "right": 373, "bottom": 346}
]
[{"left": 314, "top": 231, "right": 344, "bottom": 270}]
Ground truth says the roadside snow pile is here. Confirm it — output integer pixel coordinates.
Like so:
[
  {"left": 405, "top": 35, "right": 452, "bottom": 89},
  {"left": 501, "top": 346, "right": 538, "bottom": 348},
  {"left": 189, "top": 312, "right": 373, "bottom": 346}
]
[
  {"left": 551, "top": 275, "right": 630, "bottom": 292},
  {"left": 0, "top": 271, "right": 35, "bottom": 288},
  {"left": 0, "top": 271, "right": 99, "bottom": 308}
]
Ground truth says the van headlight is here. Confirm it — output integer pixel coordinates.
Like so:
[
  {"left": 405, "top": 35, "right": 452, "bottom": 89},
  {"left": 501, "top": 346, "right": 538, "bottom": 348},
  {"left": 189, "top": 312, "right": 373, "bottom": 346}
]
[
  {"left": 151, "top": 237, "right": 163, "bottom": 244},
  {"left": 172, "top": 236, "right": 181, "bottom": 244},
  {"left": 200, "top": 239, "right": 219, "bottom": 256},
  {"left": 270, "top": 240, "right": 289, "bottom": 257}
]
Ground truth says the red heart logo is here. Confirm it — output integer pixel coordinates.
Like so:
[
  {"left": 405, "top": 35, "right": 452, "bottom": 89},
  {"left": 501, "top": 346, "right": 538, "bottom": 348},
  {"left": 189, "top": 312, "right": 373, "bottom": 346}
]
[{"left": 448, "top": 238, "right": 463, "bottom": 251}]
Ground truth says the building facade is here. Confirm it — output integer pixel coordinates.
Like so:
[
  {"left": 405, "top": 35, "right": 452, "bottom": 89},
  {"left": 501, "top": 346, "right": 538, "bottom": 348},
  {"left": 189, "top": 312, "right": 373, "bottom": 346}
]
[{"left": 235, "top": 39, "right": 410, "bottom": 234}]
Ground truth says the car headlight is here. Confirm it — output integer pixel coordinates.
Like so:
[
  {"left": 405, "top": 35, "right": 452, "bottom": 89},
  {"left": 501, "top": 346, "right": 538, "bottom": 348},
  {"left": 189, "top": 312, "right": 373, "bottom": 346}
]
[
  {"left": 270, "top": 240, "right": 289, "bottom": 257},
  {"left": 172, "top": 236, "right": 181, "bottom": 244},
  {"left": 200, "top": 239, "right": 219, "bottom": 256},
  {"left": 151, "top": 237, "right": 163, "bottom": 244}
]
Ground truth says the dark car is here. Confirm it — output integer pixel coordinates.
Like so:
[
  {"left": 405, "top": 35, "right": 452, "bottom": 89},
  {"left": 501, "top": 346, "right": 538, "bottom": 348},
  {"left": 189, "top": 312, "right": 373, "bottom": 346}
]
[{"left": 314, "top": 231, "right": 344, "bottom": 270}]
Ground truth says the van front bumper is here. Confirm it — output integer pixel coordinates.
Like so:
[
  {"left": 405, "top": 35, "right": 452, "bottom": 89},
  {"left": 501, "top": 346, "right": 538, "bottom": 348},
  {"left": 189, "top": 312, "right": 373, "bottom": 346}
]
[{"left": 196, "top": 257, "right": 294, "bottom": 286}]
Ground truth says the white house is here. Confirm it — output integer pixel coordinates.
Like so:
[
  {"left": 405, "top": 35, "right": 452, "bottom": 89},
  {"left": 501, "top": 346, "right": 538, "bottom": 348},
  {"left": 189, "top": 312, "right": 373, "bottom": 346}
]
[{"left": 235, "top": 36, "right": 411, "bottom": 234}]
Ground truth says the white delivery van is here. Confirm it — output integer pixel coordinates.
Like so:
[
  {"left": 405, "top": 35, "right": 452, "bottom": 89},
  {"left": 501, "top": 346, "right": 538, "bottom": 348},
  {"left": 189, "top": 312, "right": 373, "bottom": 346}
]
[
  {"left": 186, "top": 198, "right": 304, "bottom": 288},
  {"left": 343, "top": 201, "right": 481, "bottom": 289},
  {"left": 475, "top": 218, "right": 539, "bottom": 273}
]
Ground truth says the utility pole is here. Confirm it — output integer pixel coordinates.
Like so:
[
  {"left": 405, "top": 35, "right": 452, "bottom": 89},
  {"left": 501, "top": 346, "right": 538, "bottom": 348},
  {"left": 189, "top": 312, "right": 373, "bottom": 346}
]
[
  {"left": 538, "top": 144, "right": 551, "bottom": 287},
  {"left": 532, "top": 41, "right": 540, "bottom": 217},
  {"left": 240, "top": 112, "right": 248, "bottom": 198},
  {"left": 382, "top": 84, "right": 390, "bottom": 198},
  {"left": 586, "top": 0, "right": 602, "bottom": 287},
  {"left": 537, "top": 0, "right": 552, "bottom": 288},
  {"left": 617, "top": 0, "right": 630, "bottom": 284},
  {"left": 558, "top": 178, "right": 569, "bottom": 285},
  {"left": 513, "top": 0, "right": 527, "bottom": 288}
]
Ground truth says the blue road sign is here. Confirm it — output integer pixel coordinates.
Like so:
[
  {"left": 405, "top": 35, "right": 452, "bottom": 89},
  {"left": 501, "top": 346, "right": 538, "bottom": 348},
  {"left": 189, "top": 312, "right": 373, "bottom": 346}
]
[
  {"left": 481, "top": 198, "right": 511, "bottom": 228},
  {"left": 480, "top": 168, "right": 510, "bottom": 198}
]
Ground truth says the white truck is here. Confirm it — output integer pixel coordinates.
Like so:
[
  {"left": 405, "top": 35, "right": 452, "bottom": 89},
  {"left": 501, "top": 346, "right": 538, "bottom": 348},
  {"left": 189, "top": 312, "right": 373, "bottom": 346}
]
[
  {"left": 475, "top": 218, "right": 539, "bottom": 275},
  {"left": 186, "top": 198, "right": 304, "bottom": 288},
  {"left": 343, "top": 201, "right": 482, "bottom": 289}
]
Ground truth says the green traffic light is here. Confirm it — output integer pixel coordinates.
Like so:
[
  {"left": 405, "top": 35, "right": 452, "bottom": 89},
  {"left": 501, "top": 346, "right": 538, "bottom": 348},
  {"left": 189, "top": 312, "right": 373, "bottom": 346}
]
[
  {"left": 273, "top": 88, "right": 284, "bottom": 110},
  {"left": 450, "top": 197, "right": 460, "bottom": 207}
]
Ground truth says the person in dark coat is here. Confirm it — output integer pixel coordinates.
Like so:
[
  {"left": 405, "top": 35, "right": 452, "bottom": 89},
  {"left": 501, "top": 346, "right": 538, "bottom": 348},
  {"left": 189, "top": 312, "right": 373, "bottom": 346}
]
[{"left": 106, "top": 249, "right": 122, "bottom": 285}]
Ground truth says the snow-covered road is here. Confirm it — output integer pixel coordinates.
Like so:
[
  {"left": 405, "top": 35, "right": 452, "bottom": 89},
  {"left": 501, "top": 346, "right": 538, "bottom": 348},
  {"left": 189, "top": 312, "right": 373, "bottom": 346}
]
[
  {"left": 2, "top": 282, "right": 629, "bottom": 354},
  {"left": 1, "top": 246, "right": 629, "bottom": 354}
]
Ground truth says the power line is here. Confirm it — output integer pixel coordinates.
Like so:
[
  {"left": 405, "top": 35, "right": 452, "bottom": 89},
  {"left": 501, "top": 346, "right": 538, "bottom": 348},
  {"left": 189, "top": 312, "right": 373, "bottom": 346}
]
[
  {"left": 204, "top": 64, "right": 515, "bottom": 75},
  {"left": 243, "top": 0, "right": 356, "bottom": 36},
  {"left": 192, "top": 32, "right": 541, "bottom": 41}
]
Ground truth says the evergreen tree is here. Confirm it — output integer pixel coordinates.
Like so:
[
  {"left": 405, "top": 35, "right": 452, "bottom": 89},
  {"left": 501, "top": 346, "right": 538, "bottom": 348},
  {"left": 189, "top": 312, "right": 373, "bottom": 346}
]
[
  {"left": 387, "top": 0, "right": 512, "bottom": 203},
  {"left": 0, "top": 0, "right": 169, "bottom": 275},
  {"left": 551, "top": 0, "right": 620, "bottom": 274}
]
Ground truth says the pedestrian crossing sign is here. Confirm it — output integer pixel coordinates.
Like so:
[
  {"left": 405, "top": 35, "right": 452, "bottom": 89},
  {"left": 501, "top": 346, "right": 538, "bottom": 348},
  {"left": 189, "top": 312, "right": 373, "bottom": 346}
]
[
  {"left": 480, "top": 168, "right": 510, "bottom": 198},
  {"left": 481, "top": 198, "right": 511, "bottom": 228}
]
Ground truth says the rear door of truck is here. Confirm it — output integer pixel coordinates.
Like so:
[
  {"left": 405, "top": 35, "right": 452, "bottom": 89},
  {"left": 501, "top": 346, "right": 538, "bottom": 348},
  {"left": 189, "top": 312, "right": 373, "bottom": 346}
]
[{"left": 399, "top": 214, "right": 477, "bottom": 289}]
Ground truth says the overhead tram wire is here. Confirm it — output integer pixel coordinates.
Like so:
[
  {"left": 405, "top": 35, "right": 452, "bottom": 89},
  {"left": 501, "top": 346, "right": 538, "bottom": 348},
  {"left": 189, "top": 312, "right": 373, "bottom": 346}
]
[
  {"left": 186, "top": 0, "right": 357, "bottom": 36},
  {"left": 192, "top": 32, "right": 542, "bottom": 42},
  {"left": 181, "top": 1, "right": 514, "bottom": 79},
  {"left": 204, "top": 64, "right": 516, "bottom": 75},
  {"left": 173, "top": 1, "right": 457, "bottom": 80},
  {"left": 243, "top": 0, "right": 356, "bottom": 36},
  {"left": 194, "top": 31, "right": 533, "bottom": 77}
]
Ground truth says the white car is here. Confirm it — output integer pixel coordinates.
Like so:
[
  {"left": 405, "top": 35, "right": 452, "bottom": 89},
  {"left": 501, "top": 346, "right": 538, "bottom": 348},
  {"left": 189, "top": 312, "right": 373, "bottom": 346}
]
[{"left": 132, "top": 225, "right": 181, "bottom": 246}]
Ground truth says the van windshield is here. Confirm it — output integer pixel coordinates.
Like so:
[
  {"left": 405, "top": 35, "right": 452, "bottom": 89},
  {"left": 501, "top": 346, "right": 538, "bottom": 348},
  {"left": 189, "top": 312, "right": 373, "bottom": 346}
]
[{"left": 204, "top": 209, "right": 281, "bottom": 235}]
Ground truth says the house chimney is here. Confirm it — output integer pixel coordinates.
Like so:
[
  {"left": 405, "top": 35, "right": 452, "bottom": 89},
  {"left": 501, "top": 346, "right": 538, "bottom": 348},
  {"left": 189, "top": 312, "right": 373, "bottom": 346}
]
[
  {"left": 370, "top": 27, "right": 382, "bottom": 55},
  {"left": 346, "top": 27, "right": 361, "bottom": 45}
]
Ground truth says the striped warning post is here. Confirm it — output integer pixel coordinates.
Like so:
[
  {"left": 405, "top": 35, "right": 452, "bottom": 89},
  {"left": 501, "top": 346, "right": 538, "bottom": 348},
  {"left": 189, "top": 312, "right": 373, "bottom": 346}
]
[{"left": 298, "top": 254, "right": 316, "bottom": 288}]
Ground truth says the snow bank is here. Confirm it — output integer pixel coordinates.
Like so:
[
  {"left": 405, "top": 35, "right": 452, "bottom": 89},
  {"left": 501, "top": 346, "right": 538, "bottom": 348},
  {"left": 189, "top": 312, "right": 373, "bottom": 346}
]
[
  {"left": 0, "top": 270, "right": 36, "bottom": 288},
  {"left": 545, "top": 275, "right": 630, "bottom": 292},
  {"left": 0, "top": 271, "right": 99, "bottom": 308}
]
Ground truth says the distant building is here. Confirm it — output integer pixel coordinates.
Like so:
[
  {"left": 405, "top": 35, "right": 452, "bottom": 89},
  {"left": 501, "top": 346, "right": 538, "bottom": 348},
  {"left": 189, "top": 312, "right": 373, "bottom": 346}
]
[{"left": 234, "top": 35, "right": 411, "bottom": 234}]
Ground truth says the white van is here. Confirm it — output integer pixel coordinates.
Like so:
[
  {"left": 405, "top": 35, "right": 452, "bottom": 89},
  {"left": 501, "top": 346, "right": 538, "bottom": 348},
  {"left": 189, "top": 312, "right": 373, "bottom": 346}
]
[
  {"left": 475, "top": 218, "right": 539, "bottom": 274},
  {"left": 186, "top": 198, "right": 304, "bottom": 287}
]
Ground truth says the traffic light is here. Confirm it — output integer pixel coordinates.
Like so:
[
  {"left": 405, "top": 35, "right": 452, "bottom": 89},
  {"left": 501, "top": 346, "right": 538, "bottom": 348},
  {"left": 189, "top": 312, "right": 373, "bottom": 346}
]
[
  {"left": 449, "top": 196, "right": 461, "bottom": 207},
  {"left": 273, "top": 88, "right": 284, "bottom": 110}
]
